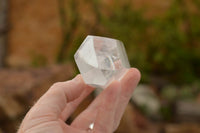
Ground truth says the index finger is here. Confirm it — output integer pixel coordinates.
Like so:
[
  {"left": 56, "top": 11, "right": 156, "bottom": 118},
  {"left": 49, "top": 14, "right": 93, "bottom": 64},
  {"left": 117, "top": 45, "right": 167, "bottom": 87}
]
[{"left": 113, "top": 68, "right": 141, "bottom": 130}]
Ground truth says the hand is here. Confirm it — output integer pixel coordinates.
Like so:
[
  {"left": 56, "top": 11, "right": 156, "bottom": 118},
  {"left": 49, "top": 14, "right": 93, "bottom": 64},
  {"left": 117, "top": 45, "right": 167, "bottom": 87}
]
[{"left": 18, "top": 68, "right": 140, "bottom": 133}]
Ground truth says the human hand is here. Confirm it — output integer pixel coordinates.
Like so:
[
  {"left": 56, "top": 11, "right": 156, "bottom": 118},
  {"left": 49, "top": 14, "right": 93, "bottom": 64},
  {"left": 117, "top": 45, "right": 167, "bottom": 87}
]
[{"left": 18, "top": 68, "right": 140, "bottom": 133}]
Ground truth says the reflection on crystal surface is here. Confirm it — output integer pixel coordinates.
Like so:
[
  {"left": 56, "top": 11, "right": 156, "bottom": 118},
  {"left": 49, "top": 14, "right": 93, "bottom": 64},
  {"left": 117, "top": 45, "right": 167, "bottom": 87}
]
[{"left": 74, "top": 35, "right": 130, "bottom": 89}]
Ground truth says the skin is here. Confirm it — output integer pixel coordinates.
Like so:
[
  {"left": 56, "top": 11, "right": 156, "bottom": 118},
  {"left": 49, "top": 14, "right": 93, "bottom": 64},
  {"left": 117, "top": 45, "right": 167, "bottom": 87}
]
[{"left": 18, "top": 68, "right": 140, "bottom": 133}]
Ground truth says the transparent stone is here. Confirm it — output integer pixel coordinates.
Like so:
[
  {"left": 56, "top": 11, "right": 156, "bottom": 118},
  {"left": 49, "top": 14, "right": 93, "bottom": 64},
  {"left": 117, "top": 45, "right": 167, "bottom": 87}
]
[{"left": 74, "top": 35, "right": 130, "bottom": 89}]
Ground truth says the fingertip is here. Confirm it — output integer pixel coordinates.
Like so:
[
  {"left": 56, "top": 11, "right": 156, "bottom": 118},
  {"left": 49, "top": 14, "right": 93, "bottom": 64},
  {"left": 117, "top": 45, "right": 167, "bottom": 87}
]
[
  {"left": 122, "top": 68, "right": 141, "bottom": 82},
  {"left": 73, "top": 74, "right": 95, "bottom": 91},
  {"left": 72, "top": 74, "right": 82, "bottom": 83},
  {"left": 120, "top": 68, "right": 141, "bottom": 92},
  {"left": 72, "top": 74, "right": 86, "bottom": 86},
  {"left": 72, "top": 74, "right": 94, "bottom": 88},
  {"left": 129, "top": 68, "right": 141, "bottom": 81}
]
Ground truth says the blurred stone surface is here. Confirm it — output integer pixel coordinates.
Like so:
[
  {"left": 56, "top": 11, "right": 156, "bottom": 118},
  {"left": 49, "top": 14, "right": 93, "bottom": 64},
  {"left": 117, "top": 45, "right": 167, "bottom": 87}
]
[
  {"left": 0, "top": 64, "right": 74, "bottom": 132},
  {"left": 132, "top": 84, "right": 161, "bottom": 117},
  {"left": 0, "top": 95, "right": 23, "bottom": 119},
  {"left": 161, "top": 85, "right": 177, "bottom": 102},
  {"left": 175, "top": 101, "right": 200, "bottom": 122},
  {"left": 116, "top": 104, "right": 160, "bottom": 133},
  {"left": 165, "top": 123, "right": 200, "bottom": 133},
  {"left": 7, "top": 0, "right": 63, "bottom": 67}
]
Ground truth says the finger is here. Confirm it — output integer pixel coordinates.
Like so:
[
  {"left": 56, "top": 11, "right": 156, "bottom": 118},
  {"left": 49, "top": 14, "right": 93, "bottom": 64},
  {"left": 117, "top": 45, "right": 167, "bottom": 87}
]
[
  {"left": 94, "top": 81, "right": 121, "bottom": 133},
  {"left": 60, "top": 84, "right": 94, "bottom": 121},
  {"left": 71, "top": 81, "right": 120, "bottom": 132},
  {"left": 93, "top": 81, "right": 121, "bottom": 133},
  {"left": 21, "top": 75, "right": 93, "bottom": 131},
  {"left": 32, "top": 75, "right": 89, "bottom": 116},
  {"left": 113, "top": 68, "right": 141, "bottom": 130}
]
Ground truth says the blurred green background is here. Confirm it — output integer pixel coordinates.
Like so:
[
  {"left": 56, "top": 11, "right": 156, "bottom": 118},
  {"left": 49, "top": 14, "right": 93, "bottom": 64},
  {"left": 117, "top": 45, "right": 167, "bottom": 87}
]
[
  {"left": 35, "top": 0, "right": 200, "bottom": 84},
  {"left": 4, "top": 0, "right": 200, "bottom": 84},
  {"left": 57, "top": 0, "right": 200, "bottom": 85},
  {"left": 0, "top": 0, "right": 200, "bottom": 132}
]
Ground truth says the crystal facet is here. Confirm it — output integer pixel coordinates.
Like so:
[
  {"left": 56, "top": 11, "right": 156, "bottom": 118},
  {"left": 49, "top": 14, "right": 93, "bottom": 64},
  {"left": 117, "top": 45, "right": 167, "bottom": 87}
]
[{"left": 74, "top": 35, "right": 130, "bottom": 89}]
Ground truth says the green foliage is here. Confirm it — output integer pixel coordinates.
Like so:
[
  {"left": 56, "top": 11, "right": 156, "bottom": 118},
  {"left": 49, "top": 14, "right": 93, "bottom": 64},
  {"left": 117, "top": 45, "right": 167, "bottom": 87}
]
[
  {"left": 101, "top": 4, "right": 150, "bottom": 81},
  {"left": 161, "top": 85, "right": 178, "bottom": 102},
  {"left": 101, "top": 0, "right": 200, "bottom": 84},
  {"left": 178, "top": 86, "right": 194, "bottom": 100},
  {"left": 58, "top": 0, "right": 200, "bottom": 84},
  {"left": 56, "top": 0, "right": 80, "bottom": 63},
  {"left": 160, "top": 105, "right": 173, "bottom": 121}
]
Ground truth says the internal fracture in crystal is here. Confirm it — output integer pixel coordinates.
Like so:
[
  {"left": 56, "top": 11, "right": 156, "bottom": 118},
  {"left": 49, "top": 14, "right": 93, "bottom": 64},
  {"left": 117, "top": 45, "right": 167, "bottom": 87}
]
[{"left": 74, "top": 35, "right": 130, "bottom": 89}]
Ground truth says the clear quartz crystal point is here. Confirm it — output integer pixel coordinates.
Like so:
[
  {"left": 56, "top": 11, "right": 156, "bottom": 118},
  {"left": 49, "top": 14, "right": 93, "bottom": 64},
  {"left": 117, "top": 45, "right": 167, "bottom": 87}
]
[{"left": 74, "top": 35, "right": 130, "bottom": 89}]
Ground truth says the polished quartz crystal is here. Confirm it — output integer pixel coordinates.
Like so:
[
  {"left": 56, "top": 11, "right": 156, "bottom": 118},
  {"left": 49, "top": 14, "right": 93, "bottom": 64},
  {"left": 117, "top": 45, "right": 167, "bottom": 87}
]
[{"left": 74, "top": 35, "right": 130, "bottom": 89}]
